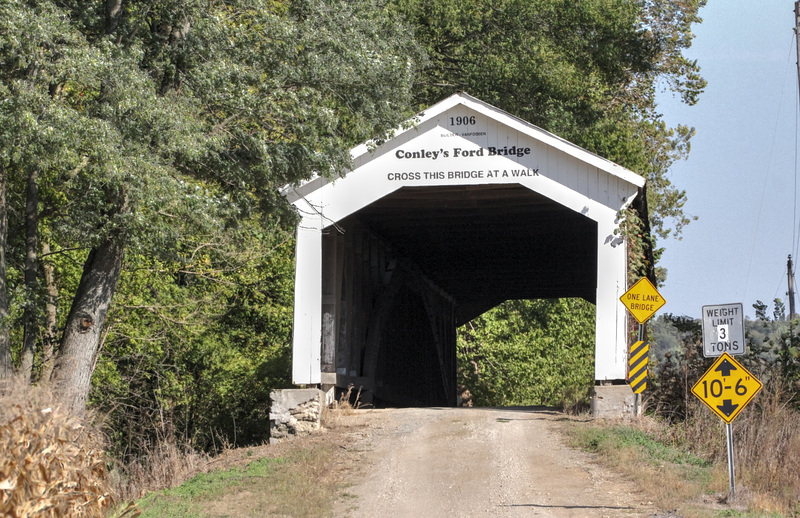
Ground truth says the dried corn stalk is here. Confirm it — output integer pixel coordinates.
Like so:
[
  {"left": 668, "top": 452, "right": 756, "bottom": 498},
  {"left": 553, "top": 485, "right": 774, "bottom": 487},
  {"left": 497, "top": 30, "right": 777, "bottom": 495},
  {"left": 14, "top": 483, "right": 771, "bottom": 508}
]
[{"left": 0, "top": 384, "right": 114, "bottom": 517}]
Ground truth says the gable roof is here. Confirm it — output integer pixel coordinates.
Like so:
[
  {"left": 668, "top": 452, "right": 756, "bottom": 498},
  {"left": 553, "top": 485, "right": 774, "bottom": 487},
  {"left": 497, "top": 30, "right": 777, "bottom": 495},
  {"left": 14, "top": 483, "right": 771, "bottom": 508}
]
[{"left": 284, "top": 92, "right": 644, "bottom": 204}]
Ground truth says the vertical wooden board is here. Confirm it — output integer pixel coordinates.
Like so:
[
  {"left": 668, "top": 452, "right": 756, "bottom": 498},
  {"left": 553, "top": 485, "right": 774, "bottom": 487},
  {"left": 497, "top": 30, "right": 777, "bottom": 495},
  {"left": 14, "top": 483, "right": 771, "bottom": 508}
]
[
  {"left": 547, "top": 141, "right": 558, "bottom": 186},
  {"left": 362, "top": 233, "right": 372, "bottom": 302},
  {"left": 565, "top": 154, "right": 580, "bottom": 193},
  {"left": 341, "top": 235, "right": 355, "bottom": 375},
  {"left": 291, "top": 222, "right": 322, "bottom": 385},
  {"left": 599, "top": 165, "right": 610, "bottom": 203},
  {"left": 360, "top": 231, "right": 371, "bottom": 373},
  {"left": 321, "top": 235, "right": 336, "bottom": 296},
  {"left": 579, "top": 161, "right": 590, "bottom": 199},
  {"left": 320, "top": 234, "right": 337, "bottom": 372},
  {"left": 351, "top": 230, "right": 365, "bottom": 375},
  {"left": 607, "top": 174, "right": 618, "bottom": 208},
  {"left": 321, "top": 307, "right": 336, "bottom": 371},
  {"left": 594, "top": 217, "right": 628, "bottom": 380},
  {"left": 334, "top": 234, "right": 347, "bottom": 372},
  {"left": 505, "top": 127, "right": 517, "bottom": 150},
  {"left": 531, "top": 139, "right": 547, "bottom": 169},
  {"left": 486, "top": 117, "right": 499, "bottom": 150},
  {"left": 550, "top": 148, "right": 567, "bottom": 189},
  {"left": 587, "top": 166, "right": 600, "bottom": 202}
]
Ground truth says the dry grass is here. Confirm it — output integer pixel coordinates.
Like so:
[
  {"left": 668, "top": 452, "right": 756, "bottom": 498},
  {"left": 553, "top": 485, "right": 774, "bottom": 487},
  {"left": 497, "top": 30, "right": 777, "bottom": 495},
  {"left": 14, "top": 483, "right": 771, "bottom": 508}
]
[
  {"left": 680, "top": 374, "right": 800, "bottom": 515},
  {"left": 0, "top": 378, "right": 114, "bottom": 517},
  {"left": 110, "top": 436, "right": 209, "bottom": 503},
  {"left": 335, "top": 385, "right": 363, "bottom": 414},
  {"left": 132, "top": 422, "right": 363, "bottom": 518},
  {"left": 561, "top": 414, "right": 730, "bottom": 516},
  {"left": 565, "top": 373, "right": 800, "bottom": 517},
  {"left": 322, "top": 385, "right": 364, "bottom": 430}
]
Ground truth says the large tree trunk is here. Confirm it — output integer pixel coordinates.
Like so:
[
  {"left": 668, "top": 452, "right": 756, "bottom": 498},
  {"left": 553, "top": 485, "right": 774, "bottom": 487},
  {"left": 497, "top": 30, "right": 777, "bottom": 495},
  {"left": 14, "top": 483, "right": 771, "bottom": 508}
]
[
  {"left": 51, "top": 236, "right": 125, "bottom": 413},
  {"left": 40, "top": 241, "right": 58, "bottom": 383},
  {"left": 0, "top": 166, "right": 12, "bottom": 381},
  {"left": 20, "top": 169, "right": 38, "bottom": 380}
]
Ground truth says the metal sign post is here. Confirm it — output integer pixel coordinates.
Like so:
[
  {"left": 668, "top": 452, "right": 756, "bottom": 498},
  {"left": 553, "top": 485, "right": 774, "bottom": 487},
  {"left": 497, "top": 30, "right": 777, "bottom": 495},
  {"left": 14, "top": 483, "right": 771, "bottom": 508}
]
[
  {"left": 620, "top": 278, "right": 665, "bottom": 412},
  {"left": 691, "top": 352, "right": 762, "bottom": 498},
  {"left": 726, "top": 422, "right": 736, "bottom": 498},
  {"left": 619, "top": 278, "right": 665, "bottom": 413}
]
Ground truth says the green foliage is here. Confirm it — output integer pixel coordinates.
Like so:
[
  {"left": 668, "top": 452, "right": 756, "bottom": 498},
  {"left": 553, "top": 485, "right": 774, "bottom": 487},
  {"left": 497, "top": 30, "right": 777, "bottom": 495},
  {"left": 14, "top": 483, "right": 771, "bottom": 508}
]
[
  {"left": 1, "top": 0, "right": 426, "bottom": 250},
  {"left": 1, "top": 0, "right": 710, "bottom": 477},
  {"left": 1, "top": 0, "right": 425, "bottom": 447},
  {"left": 457, "top": 298, "right": 595, "bottom": 408},
  {"left": 647, "top": 314, "right": 705, "bottom": 419},
  {"left": 91, "top": 222, "right": 296, "bottom": 455}
]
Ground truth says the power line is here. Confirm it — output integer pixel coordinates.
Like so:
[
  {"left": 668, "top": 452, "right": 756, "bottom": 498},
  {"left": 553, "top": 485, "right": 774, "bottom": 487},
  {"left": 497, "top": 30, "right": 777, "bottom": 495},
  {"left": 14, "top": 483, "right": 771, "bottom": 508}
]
[{"left": 745, "top": 32, "right": 796, "bottom": 298}]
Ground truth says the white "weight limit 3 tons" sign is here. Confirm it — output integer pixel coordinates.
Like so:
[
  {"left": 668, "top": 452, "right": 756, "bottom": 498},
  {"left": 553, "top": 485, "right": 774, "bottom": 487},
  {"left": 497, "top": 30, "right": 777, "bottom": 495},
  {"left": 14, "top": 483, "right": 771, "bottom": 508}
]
[{"left": 702, "top": 303, "right": 745, "bottom": 357}]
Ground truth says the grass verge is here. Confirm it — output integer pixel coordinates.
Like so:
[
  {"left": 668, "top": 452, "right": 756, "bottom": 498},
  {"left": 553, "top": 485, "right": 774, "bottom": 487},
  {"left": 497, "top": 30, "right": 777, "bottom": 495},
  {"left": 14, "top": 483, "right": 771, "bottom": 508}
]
[
  {"left": 131, "top": 443, "right": 340, "bottom": 518},
  {"left": 557, "top": 416, "right": 790, "bottom": 518}
]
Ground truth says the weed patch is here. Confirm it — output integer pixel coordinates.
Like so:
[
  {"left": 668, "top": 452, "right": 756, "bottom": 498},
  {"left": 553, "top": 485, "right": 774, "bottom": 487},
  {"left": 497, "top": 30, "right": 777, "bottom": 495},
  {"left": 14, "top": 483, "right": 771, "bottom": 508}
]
[
  {"left": 560, "top": 417, "right": 728, "bottom": 516},
  {"left": 135, "top": 443, "right": 338, "bottom": 518}
]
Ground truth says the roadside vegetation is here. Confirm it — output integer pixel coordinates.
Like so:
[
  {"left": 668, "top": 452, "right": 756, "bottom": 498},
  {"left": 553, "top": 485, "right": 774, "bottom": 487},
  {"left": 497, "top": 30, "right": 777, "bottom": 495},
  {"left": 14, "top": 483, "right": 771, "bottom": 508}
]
[
  {"left": 133, "top": 447, "right": 337, "bottom": 518},
  {"left": 561, "top": 377, "right": 800, "bottom": 518},
  {"left": 9, "top": 1, "right": 797, "bottom": 517}
]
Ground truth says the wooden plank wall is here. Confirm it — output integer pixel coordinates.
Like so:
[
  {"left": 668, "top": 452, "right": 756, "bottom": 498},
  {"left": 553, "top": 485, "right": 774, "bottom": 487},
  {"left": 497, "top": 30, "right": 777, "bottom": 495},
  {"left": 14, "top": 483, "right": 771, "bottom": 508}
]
[{"left": 321, "top": 220, "right": 457, "bottom": 406}]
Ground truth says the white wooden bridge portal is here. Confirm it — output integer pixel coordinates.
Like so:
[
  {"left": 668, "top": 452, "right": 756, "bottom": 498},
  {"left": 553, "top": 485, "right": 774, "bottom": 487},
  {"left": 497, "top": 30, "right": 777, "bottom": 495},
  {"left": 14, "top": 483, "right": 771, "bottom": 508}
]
[{"left": 283, "top": 93, "right": 645, "bottom": 411}]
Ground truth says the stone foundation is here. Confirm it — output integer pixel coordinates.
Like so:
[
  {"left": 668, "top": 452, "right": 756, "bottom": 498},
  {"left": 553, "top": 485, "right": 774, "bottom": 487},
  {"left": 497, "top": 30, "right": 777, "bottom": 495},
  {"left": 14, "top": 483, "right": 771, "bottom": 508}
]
[
  {"left": 591, "top": 384, "right": 635, "bottom": 419},
  {"left": 269, "top": 388, "right": 325, "bottom": 443}
]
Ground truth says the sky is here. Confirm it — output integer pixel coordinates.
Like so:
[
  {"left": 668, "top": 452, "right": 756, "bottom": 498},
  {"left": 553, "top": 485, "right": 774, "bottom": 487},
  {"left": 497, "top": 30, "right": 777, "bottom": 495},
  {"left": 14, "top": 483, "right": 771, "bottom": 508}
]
[{"left": 655, "top": 0, "right": 800, "bottom": 320}]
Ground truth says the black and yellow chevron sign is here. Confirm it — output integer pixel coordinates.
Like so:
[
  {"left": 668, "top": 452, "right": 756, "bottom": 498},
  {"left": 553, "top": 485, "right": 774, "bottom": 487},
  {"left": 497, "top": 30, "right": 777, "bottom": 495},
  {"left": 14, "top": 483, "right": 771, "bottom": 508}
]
[{"left": 628, "top": 340, "right": 649, "bottom": 394}]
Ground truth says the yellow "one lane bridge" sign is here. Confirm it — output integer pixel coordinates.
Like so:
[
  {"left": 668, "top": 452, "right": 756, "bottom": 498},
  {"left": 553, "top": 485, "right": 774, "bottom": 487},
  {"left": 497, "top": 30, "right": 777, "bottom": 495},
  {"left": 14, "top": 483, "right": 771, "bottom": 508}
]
[{"left": 619, "top": 277, "right": 666, "bottom": 324}]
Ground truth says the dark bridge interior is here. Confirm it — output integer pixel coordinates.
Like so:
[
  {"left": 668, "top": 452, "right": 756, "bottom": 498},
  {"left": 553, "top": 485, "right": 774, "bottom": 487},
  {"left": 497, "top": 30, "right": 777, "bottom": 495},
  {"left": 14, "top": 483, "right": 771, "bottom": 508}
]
[{"left": 321, "top": 185, "right": 597, "bottom": 406}]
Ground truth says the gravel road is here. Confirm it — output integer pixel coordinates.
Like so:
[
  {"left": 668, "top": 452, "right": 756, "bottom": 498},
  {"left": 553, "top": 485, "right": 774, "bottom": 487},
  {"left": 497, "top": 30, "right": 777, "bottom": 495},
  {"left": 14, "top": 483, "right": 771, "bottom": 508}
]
[{"left": 332, "top": 407, "right": 660, "bottom": 518}]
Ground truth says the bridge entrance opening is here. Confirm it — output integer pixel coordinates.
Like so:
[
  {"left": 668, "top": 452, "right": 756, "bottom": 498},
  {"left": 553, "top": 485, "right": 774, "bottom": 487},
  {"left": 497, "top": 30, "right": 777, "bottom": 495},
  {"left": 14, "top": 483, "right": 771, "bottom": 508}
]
[{"left": 320, "top": 185, "right": 597, "bottom": 406}]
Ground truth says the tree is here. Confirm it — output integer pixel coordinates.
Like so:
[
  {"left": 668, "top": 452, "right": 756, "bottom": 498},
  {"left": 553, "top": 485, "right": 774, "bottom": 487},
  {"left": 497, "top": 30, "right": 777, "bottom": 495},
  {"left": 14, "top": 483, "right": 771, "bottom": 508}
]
[
  {"left": 754, "top": 300, "right": 769, "bottom": 322},
  {"left": 0, "top": 0, "right": 424, "bottom": 412},
  {"left": 774, "top": 298, "right": 786, "bottom": 322},
  {"left": 0, "top": 166, "right": 10, "bottom": 380},
  {"left": 20, "top": 169, "right": 39, "bottom": 379},
  {"left": 90, "top": 222, "right": 298, "bottom": 453}
]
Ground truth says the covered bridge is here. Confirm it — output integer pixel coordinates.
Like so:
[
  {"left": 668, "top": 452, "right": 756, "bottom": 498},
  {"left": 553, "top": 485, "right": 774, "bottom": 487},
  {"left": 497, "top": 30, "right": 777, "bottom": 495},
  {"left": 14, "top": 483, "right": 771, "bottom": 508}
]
[{"left": 282, "top": 93, "right": 645, "bottom": 412}]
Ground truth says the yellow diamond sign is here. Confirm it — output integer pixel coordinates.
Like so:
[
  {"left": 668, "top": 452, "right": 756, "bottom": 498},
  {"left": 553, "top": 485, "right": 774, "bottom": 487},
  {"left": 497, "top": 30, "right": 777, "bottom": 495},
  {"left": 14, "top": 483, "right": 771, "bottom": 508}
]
[
  {"left": 691, "top": 353, "right": 762, "bottom": 423},
  {"left": 620, "top": 277, "right": 666, "bottom": 324}
]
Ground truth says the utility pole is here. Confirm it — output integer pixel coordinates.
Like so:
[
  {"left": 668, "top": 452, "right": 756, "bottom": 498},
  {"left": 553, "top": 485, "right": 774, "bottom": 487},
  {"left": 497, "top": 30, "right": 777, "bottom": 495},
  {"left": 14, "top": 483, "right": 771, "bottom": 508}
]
[
  {"left": 792, "top": 3, "right": 800, "bottom": 320},
  {"left": 796, "top": 2, "right": 800, "bottom": 103},
  {"left": 789, "top": 255, "right": 796, "bottom": 319}
]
